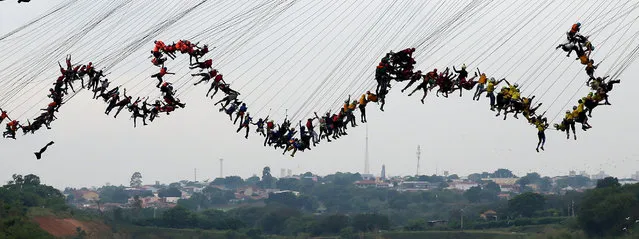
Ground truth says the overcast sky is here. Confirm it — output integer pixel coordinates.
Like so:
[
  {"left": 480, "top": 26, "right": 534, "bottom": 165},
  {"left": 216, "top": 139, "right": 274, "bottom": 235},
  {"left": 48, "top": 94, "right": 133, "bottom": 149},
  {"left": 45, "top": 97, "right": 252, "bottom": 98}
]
[{"left": 1, "top": 0, "right": 638, "bottom": 189}]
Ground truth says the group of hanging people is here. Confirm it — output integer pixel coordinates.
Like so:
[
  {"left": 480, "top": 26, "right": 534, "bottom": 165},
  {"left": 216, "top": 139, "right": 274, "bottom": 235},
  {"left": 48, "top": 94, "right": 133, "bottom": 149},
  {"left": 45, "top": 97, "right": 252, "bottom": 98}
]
[
  {"left": 388, "top": 49, "right": 547, "bottom": 151},
  {"left": 553, "top": 22, "right": 620, "bottom": 143},
  {"left": 2, "top": 31, "right": 622, "bottom": 156}
]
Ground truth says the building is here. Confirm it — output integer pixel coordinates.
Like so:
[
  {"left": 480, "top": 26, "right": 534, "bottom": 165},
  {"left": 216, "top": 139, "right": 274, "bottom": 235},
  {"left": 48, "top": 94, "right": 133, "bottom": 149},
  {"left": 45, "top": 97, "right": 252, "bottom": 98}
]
[
  {"left": 591, "top": 171, "right": 608, "bottom": 180},
  {"left": 480, "top": 210, "right": 498, "bottom": 221},
  {"left": 361, "top": 174, "right": 375, "bottom": 181},
  {"left": 448, "top": 182, "right": 479, "bottom": 191},
  {"left": 381, "top": 165, "right": 386, "bottom": 180},
  {"left": 397, "top": 181, "right": 436, "bottom": 191},
  {"left": 569, "top": 170, "right": 576, "bottom": 176},
  {"left": 632, "top": 171, "right": 639, "bottom": 181}
]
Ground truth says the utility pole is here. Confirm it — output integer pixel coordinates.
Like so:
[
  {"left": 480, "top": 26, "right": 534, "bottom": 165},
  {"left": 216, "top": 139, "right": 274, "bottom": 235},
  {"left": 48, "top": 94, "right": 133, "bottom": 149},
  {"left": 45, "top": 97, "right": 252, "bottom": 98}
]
[
  {"left": 416, "top": 145, "right": 421, "bottom": 176},
  {"left": 194, "top": 168, "right": 197, "bottom": 182},
  {"left": 460, "top": 209, "right": 464, "bottom": 231}
]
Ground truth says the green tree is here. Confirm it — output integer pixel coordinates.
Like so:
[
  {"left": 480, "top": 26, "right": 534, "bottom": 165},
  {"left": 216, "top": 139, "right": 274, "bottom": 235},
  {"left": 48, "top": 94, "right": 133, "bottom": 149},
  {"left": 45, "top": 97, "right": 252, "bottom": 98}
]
[
  {"left": 130, "top": 172, "right": 143, "bottom": 188},
  {"left": 162, "top": 206, "right": 196, "bottom": 228},
  {"left": 492, "top": 168, "right": 515, "bottom": 178},
  {"left": 351, "top": 213, "right": 389, "bottom": 232},
  {"left": 508, "top": 192, "right": 545, "bottom": 217},
  {"left": 464, "top": 186, "right": 482, "bottom": 203},
  {"left": 259, "top": 167, "right": 275, "bottom": 189},
  {"left": 246, "top": 176, "right": 261, "bottom": 186},
  {"left": 579, "top": 184, "right": 639, "bottom": 237},
  {"left": 596, "top": 177, "right": 620, "bottom": 189},
  {"left": 318, "top": 214, "right": 349, "bottom": 234}
]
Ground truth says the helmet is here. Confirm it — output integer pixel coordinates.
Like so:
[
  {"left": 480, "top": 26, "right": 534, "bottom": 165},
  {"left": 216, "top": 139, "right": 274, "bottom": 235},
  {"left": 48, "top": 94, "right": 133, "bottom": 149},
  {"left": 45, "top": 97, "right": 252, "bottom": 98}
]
[
  {"left": 576, "top": 22, "right": 581, "bottom": 27},
  {"left": 566, "top": 110, "right": 570, "bottom": 113},
  {"left": 514, "top": 83, "right": 519, "bottom": 88},
  {"left": 490, "top": 77, "right": 495, "bottom": 82},
  {"left": 366, "top": 91, "right": 371, "bottom": 94},
  {"left": 462, "top": 64, "right": 466, "bottom": 69},
  {"left": 433, "top": 68, "right": 438, "bottom": 72},
  {"left": 573, "top": 106, "right": 577, "bottom": 110}
]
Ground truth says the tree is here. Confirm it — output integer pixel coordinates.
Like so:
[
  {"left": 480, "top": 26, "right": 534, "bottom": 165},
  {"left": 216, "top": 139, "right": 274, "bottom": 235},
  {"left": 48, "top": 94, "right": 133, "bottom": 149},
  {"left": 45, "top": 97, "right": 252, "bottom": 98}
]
[
  {"left": 246, "top": 176, "right": 261, "bottom": 185},
  {"left": 318, "top": 214, "right": 349, "bottom": 234},
  {"left": 596, "top": 177, "right": 620, "bottom": 189},
  {"left": 162, "top": 206, "right": 196, "bottom": 228},
  {"left": 484, "top": 181, "right": 501, "bottom": 193},
  {"left": 259, "top": 167, "right": 275, "bottom": 189},
  {"left": 579, "top": 184, "right": 639, "bottom": 237},
  {"left": 448, "top": 174, "right": 460, "bottom": 180},
  {"left": 130, "top": 172, "right": 143, "bottom": 188},
  {"left": 493, "top": 168, "right": 515, "bottom": 178},
  {"left": 351, "top": 214, "right": 389, "bottom": 232},
  {"left": 508, "top": 192, "right": 545, "bottom": 217},
  {"left": 464, "top": 186, "right": 482, "bottom": 203}
]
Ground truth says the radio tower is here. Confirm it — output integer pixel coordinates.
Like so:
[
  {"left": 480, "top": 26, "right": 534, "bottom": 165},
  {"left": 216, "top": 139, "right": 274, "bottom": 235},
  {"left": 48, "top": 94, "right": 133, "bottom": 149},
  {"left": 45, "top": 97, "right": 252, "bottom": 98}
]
[
  {"left": 364, "top": 124, "right": 370, "bottom": 174},
  {"left": 416, "top": 145, "right": 421, "bottom": 176}
]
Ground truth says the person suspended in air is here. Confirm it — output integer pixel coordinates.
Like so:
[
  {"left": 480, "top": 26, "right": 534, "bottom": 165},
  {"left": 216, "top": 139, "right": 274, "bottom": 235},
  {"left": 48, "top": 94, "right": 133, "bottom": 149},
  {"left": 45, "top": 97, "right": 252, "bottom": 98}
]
[
  {"left": 236, "top": 113, "right": 252, "bottom": 139},
  {"left": 34, "top": 141, "right": 55, "bottom": 160},
  {"left": 567, "top": 22, "right": 581, "bottom": 40},
  {"left": 192, "top": 69, "right": 217, "bottom": 86},
  {"left": 434, "top": 68, "right": 455, "bottom": 98},
  {"left": 93, "top": 78, "right": 110, "bottom": 99},
  {"left": 151, "top": 67, "right": 175, "bottom": 88},
  {"left": 313, "top": 112, "right": 330, "bottom": 143},
  {"left": 452, "top": 64, "right": 470, "bottom": 97},
  {"left": 112, "top": 89, "right": 132, "bottom": 118},
  {"left": 162, "top": 43, "right": 177, "bottom": 59},
  {"left": 556, "top": 43, "right": 579, "bottom": 57},
  {"left": 563, "top": 109, "right": 577, "bottom": 140},
  {"left": 18, "top": 0, "right": 33, "bottom": 3},
  {"left": 408, "top": 69, "right": 436, "bottom": 103},
  {"left": 189, "top": 59, "right": 213, "bottom": 71},
  {"left": 104, "top": 90, "right": 120, "bottom": 115},
  {"left": 572, "top": 101, "right": 592, "bottom": 131},
  {"left": 234, "top": 103, "right": 247, "bottom": 125},
  {"left": 494, "top": 86, "right": 512, "bottom": 120},
  {"left": 401, "top": 70, "right": 423, "bottom": 93},
  {"left": 305, "top": 117, "right": 319, "bottom": 145},
  {"left": 0, "top": 108, "right": 10, "bottom": 124},
  {"left": 193, "top": 44, "right": 210, "bottom": 63},
  {"left": 219, "top": 99, "right": 241, "bottom": 121},
  {"left": 214, "top": 87, "right": 240, "bottom": 108},
  {"left": 253, "top": 116, "right": 268, "bottom": 137},
  {"left": 47, "top": 88, "right": 63, "bottom": 112},
  {"left": 207, "top": 74, "right": 227, "bottom": 98},
  {"left": 485, "top": 77, "right": 505, "bottom": 111},
  {"left": 264, "top": 119, "right": 276, "bottom": 146},
  {"left": 3, "top": 120, "right": 19, "bottom": 139},
  {"left": 77, "top": 65, "right": 87, "bottom": 88},
  {"left": 521, "top": 96, "right": 542, "bottom": 122},
  {"left": 358, "top": 93, "right": 368, "bottom": 123},
  {"left": 473, "top": 69, "right": 488, "bottom": 101},
  {"left": 129, "top": 98, "right": 147, "bottom": 128},
  {"left": 152, "top": 56, "right": 167, "bottom": 67},
  {"left": 534, "top": 116, "right": 548, "bottom": 152},
  {"left": 585, "top": 59, "right": 598, "bottom": 78},
  {"left": 298, "top": 120, "right": 312, "bottom": 150},
  {"left": 88, "top": 70, "right": 106, "bottom": 92}
]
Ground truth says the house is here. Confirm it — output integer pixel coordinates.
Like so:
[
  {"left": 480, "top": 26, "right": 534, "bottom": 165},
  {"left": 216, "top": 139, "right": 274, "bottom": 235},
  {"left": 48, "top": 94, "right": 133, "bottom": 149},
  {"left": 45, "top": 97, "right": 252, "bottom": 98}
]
[
  {"left": 272, "top": 190, "right": 300, "bottom": 196},
  {"left": 397, "top": 181, "right": 435, "bottom": 191},
  {"left": 427, "top": 220, "right": 448, "bottom": 228},
  {"left": 163, "top": 197, "right": 180, "bottom": 203},
  {"left": 497, "top": 193, "right": 511, "bottom": 200},
  {"left": 354, "top": 180, "right": 377, "bottom": 188},
  {"left": 81, "top": 191, "right": 100, "bottom": 201},
  {"left": 123, "top": 187, "right": 153, "bottom": 197},
  {"left": 448, "top": 182, "right": 479, "bottom": 191},
  {"left": 235, "top": 186, "right": 268, "bottom": 200},
  {"left": 361, "top": 174, "right": 375, "bottom": 181},
  {"left": 480, "top": 210, "right": 498, "bottom": 221}
]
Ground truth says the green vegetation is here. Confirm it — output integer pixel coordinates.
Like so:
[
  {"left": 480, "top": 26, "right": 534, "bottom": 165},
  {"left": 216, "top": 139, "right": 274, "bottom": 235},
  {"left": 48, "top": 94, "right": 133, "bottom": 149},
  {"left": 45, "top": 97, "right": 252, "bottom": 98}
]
[{"left": 1, "top": 171, "right": 638, "bottom": 239}]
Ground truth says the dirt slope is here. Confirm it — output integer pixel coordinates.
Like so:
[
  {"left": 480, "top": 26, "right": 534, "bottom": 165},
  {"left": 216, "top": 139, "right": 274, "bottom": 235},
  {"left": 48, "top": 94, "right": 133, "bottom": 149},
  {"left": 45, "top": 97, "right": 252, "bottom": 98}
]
[{"left": 33, "top": 216, "right": 111, "bottom": 238}]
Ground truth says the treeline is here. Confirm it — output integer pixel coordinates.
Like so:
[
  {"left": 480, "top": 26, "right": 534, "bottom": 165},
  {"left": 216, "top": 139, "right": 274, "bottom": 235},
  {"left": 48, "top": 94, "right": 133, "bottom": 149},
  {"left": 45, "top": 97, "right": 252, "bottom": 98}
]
[{"left": 0, "top": 174, "right": 66, "bottom": 239}]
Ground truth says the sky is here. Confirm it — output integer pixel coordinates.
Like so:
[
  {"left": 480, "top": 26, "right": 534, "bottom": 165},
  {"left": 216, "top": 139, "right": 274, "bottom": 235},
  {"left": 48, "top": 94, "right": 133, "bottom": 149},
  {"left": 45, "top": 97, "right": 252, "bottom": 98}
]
[{"left": 1, "top": 0, "right": 638, "bottom": 189}]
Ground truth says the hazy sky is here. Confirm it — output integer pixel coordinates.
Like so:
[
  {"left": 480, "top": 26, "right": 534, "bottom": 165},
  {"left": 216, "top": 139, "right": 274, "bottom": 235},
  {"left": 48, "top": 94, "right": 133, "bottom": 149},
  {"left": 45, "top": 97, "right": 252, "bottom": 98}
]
[{"left": 1, "top": 0, "right": 638, "bottom": 189}]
